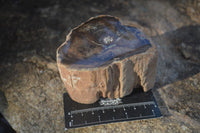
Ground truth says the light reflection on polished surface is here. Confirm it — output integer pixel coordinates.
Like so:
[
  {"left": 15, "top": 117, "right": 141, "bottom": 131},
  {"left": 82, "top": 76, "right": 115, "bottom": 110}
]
[{"left": 58, "top": 16, "right": 151, "bottom": 68}]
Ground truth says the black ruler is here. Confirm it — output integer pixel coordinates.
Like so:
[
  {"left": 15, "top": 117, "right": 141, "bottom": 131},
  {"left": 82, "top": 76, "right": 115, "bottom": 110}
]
[{"left": 63, "top": 90, "right": 162, "bottom": 130}]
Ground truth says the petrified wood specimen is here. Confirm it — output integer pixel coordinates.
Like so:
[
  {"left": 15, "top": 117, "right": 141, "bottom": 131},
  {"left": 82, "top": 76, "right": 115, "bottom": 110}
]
[{"left": 57, "top": 15, "right": 158, "bottom": 104}]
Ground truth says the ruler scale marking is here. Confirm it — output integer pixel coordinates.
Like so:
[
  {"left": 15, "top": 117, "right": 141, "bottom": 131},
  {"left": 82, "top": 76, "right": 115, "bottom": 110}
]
[
  {"left": 64, "top": 90, "right": 162, "bottom": 129},
  {"left": 70, "top": 101, "right": 155, "bottom": 114}
]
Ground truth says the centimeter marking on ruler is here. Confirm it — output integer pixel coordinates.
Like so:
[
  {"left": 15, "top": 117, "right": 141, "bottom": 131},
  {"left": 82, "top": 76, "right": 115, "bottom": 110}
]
[
  {"left": 69, "top": 114, "right": 155, "bottom": 127},
  {"left": 68, "top": 101, "right": 155, "bottom": 115}
]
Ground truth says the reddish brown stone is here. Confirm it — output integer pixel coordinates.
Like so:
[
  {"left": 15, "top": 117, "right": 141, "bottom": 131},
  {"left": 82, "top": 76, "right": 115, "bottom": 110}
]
[{"left": 57, "top": 15, "right": 158, "bottom": 104}]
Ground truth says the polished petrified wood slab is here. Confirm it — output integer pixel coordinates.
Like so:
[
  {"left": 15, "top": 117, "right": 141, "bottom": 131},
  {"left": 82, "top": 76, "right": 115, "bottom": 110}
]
[{"left": 57, "top": 15, "right": 158, "bottom": 104}]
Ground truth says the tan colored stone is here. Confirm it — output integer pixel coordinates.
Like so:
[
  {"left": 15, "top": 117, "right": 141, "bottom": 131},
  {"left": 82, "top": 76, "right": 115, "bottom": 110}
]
[{"left": 57, "top": 15, "right": 158, "bottom": 104}]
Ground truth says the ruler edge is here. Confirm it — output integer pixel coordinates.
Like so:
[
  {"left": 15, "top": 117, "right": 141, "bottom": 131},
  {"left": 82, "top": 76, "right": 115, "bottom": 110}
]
[
  {"left": 63, "top": 90, "right": 162, "bottom": 130},
  {"left": 64, "top": 114, "right": 163, "bottom": 130}
]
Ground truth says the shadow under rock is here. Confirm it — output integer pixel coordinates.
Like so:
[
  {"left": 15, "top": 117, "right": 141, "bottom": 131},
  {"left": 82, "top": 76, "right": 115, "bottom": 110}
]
[
  {"left": 164, "top": 25, "right": 200, "bottom": 64},
  {"left": 149, "top": 25, "right": 200, "bottom": 116},
  {"left": 151, "top": 25, "right": 200, "bottom": 88},
  {"left": 0, "top": 90, "right": 8, "bottom": 113}
]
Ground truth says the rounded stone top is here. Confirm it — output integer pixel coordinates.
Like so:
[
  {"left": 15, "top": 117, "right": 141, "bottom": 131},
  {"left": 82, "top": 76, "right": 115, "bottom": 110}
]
[{"left": 57, "top": 15, "right": 151, "bottom": 69}]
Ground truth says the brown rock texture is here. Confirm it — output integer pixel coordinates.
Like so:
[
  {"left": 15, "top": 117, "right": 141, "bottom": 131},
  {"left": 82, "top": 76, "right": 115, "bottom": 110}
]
[
  {"left": 1, "top": 0, "right": 200, "bottom": 132},
  {"left": 57, "top": 15, "right": 158, "bottom": 104}
]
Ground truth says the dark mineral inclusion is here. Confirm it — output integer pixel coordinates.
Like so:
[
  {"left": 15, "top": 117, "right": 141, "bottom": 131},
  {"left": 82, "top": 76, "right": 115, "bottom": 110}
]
[{"left": 58, "top": 16, "right": 151, "bottom": 68}]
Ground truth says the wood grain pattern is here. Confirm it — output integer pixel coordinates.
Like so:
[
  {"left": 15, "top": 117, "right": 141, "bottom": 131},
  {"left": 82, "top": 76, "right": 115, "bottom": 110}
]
[{"left": 57, "top": 15, "right": 158, "bottom": 104}]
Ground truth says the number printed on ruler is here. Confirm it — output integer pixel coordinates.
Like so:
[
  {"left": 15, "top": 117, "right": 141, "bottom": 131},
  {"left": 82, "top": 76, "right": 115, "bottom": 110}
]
[{"left": 68, "top": 101, "right": 158, "bottom": 127}]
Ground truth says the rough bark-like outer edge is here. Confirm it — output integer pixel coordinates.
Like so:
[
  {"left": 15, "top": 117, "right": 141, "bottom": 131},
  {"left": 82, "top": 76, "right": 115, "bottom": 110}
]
[{"left": 56, "top": 15, "right": 158, "bottom": 104}]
